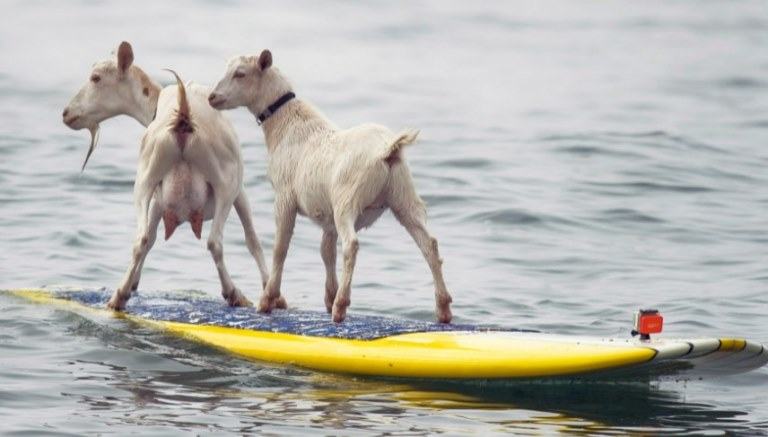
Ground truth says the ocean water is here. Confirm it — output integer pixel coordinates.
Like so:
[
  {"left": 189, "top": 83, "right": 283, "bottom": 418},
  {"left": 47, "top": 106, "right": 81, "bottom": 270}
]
[{"left": 1, "top": 0, "right": 767, "bottom": 435}]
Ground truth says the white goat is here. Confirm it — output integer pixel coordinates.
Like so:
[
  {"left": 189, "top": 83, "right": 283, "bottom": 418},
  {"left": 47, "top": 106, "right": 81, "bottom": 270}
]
[
  {"left": 62, "top": 41, "right": 272, "bottom": 310},
  {"left": 208, "top": 50, "right": 453, "bottom": 323}
]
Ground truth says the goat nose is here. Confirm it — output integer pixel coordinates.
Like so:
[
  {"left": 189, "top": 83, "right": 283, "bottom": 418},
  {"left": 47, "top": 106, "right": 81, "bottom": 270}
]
[
  {"left": 208, "top": 93, "right": 217, "bottom": 102},
  {"left": 62, "top": 108, "right": 69, "bottom": 117}
]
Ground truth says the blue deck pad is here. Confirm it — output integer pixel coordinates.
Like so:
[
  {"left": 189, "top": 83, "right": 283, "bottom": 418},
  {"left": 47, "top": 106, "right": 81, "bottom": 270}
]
[{"left": 52, "top": 289, "right": 535, "bottom": 340}]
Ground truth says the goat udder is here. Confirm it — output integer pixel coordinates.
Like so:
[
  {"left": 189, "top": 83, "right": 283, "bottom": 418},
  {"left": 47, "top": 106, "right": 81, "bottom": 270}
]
[
  {"left": 163, "top": 210, "right": 179, "bottom": 240},
  {"left": 189, "top": 209, "right": 203, "bottom": 240}
]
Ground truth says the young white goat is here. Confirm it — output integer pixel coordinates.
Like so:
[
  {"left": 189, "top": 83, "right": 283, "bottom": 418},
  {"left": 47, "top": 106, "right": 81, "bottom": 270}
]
[
  {"left": 209, "top": 50, "right": 453, "bottom": 323},
  {"left": 62, "top": 42, "right": 272, "bottom": 309}
]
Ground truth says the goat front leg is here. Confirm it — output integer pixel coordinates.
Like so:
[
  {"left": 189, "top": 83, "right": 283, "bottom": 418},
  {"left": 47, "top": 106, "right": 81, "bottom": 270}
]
[
  {"left": 233, "top": 190, "right": 269, "bottom": 287},
  {"left": 258, "top": 196, "right": 296, "bottom": 312},
  {"left": 392, "top": 204, "right": 453, "bottom": 323},
  {"left": 108, "top": 195, "right": 161, "bottom": 310},
  {"left": 321, "top": 230, "right": 338, "bottom": 313},
  {"left": 208, "top": 193, "right": 250, "bottom": 307},
  {"left": 331, "top": 210, "right": 359, "bottom": 323}
]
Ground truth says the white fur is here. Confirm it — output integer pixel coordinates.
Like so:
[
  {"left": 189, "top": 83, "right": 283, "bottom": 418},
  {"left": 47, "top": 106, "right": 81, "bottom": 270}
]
[
  {"left": 209, "top": 52, "right": 453, "bottom": 323},
  {"left": 63, "top": 42, "right": 270, "bottom": 309}
]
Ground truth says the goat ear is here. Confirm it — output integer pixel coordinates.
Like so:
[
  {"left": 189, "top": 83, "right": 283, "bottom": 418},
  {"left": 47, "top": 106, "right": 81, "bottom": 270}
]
[
  {"left": 117, "top": 41, "right": 134, "bottom": 73},
  {"left": 258, "top": 49, "right": 272, "bottom": 70}
]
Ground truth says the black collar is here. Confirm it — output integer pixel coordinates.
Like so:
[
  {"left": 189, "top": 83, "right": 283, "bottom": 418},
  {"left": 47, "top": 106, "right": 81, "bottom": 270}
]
[{"left": 257, "top": 92, "right": 295, "bottom": 125}]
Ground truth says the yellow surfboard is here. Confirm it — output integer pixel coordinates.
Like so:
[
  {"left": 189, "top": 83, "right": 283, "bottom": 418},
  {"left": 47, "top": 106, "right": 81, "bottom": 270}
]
[{"left": 8, "top": 288, "right": 767, "bottom": 380}]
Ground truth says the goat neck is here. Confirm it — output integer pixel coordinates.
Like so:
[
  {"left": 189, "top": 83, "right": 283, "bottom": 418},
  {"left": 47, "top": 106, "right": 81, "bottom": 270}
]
[{"left": 127, "top": 67, "right": 161, "bottom": 127}]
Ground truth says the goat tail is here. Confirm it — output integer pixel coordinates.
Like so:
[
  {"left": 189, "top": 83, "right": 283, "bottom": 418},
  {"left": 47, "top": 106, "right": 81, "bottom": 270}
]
[
  {"left": 163, "top": 69, "right": 194, "bottom": 137},
  {"left": 383, "top": 128, "right": 419, "bottom": 166}
]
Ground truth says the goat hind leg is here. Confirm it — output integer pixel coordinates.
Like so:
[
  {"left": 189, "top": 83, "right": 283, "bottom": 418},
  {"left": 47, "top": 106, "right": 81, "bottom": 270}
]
[
  {"left": 208, "top": 196, "right": 251, "bottom": 307},
  {"left": 392, "top": 205, "right": 453, "bottom": 323},
  {"left": 130, "top": 198, "right": 162, "bottom": 292},
  {"left": 233, "top": 190, "right": 282, "bottom": 308},
  {"left": 108, "top": 197, "right": 161, "bottom": 310},
  {"left": 332, "top": 212, "right": 358, "bottom": 323}
]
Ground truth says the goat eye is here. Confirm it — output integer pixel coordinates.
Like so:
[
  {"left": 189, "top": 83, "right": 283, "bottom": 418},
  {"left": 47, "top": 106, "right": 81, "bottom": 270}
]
[
  {"left": 233, "top": 71, "right": 245, "bottom": 79},
  {"left": 90, "top": 74, "right": 101, "bottom": 83}
]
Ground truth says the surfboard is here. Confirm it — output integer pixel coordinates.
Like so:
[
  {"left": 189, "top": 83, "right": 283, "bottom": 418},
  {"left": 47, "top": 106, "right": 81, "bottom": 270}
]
[{"left": 6, "top": 288, "right": 767, "bottom": 380}]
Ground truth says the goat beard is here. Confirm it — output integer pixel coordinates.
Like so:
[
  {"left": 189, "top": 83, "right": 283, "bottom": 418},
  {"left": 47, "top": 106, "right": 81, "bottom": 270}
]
[{"left": 81, "top": 125, "right": 100, "bottom": 172}]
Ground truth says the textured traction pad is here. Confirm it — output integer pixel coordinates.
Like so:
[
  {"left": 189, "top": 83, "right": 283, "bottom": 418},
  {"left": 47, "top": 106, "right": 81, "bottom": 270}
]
[{"left": 52, "top": 289, "right": 534, "bottom": 340}]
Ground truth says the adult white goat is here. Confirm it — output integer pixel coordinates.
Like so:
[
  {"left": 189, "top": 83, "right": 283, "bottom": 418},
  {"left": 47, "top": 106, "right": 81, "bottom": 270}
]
[
  {"left": 62, "top": 42, "right": 271, "bottom": 310},
  {"left": 208, "top": 50, "right": 453, "bottom": 323}
]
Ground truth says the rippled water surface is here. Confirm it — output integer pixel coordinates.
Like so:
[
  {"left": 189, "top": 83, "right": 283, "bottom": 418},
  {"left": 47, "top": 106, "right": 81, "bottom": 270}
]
[{"left": 2, "top": 1, "right": 768, "bottom": 435}]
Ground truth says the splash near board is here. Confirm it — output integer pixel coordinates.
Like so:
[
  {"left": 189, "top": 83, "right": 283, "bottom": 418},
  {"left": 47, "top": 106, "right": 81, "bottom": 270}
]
[{"left": 7, "top": 288, "right": 767, "bottom": 380}]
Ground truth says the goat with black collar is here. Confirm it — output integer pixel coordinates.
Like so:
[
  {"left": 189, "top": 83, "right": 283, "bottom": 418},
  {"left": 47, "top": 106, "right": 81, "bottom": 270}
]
[{"left": 209, "top": 50, "right": 453, "bottom": 323}]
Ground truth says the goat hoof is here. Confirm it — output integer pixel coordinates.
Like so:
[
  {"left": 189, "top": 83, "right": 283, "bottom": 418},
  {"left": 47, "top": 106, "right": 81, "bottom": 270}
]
[
  {"left": 257, "top": 297, "right": 274, "bottom": 313},
  {"left": 324, "top": 289, "right": 337, "bottom": 314},
  {"left": 225, "top": 288, "right": 252, "bottom": 307},
  {"left": 274, "top": 296, "right": 288, "bottom": 309},
  {"left": 331, "top": 305, "right": 347, "bottom": 323},
  {"left": 436, "top": 306, "right": 453, "bottom": 324},
  {"left": 106, "top": 295, "right": 127, "bottom": 311}
]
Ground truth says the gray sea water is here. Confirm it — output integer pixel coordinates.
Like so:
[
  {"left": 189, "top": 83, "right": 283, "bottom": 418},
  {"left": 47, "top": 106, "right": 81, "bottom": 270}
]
[{"left": 1, "top": 1, "right": 767, "bottom": 435}]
